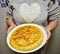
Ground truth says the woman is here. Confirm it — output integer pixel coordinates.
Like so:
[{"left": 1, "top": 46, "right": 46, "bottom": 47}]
[{"left": 6, "top": 0, "right": 59, "bottom": 54}]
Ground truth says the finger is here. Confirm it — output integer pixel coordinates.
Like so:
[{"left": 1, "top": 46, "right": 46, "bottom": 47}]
[
  {"left": 47, "top": 31, "right": 51, "bottom": 41},
  {"left": 45, "top": 41, "right": 48, "bottom": 45},
  {"left": 7, "top": 26, "right": 16, "bottom": 35}
]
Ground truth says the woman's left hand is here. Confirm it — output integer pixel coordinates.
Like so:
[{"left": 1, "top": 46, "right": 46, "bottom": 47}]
[
  {"left": 45, "top": 27, "right": 51, "bottom": 44},
  {"left": 44, "top": 21, "right": 58, "bottom": 44}
]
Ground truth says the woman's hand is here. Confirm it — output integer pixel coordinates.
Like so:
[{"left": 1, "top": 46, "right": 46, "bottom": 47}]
[
  {"left": 7, "top": 25, "right": 16, "bottom": 35},
  {"left": 45, "top": 20, "right": 58, "bottom": 44},
  {"left": 45, "top": 27, "right": 51, "bottom": 44},
  {"left": 6, "top": 18, "right": 16, "bottom": 35}
]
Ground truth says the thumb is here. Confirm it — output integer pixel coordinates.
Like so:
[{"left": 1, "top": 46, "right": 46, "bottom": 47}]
[
  {"left": 46, "top": 31, "right": 51, "bottom": 41},
  {"left": 7, "top": 26, "right": 16, "bottom": 35}
]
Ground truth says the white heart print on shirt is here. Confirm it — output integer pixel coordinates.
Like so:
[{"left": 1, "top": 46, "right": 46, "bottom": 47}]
[{"left": 19, "top": 3, "right": 41, "bottom": 23}]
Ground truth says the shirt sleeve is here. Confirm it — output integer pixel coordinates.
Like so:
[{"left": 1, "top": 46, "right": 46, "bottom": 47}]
[
  {"left": 6, "top": 2, "right": 15, "bottom": 19},
  {"left": 48, "top": 1, "right": 59, "bottom": 22}
]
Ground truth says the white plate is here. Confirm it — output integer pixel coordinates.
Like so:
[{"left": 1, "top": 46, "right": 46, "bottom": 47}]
[{"left": 7, "top": 24, "right": 47, "bottom": 53}]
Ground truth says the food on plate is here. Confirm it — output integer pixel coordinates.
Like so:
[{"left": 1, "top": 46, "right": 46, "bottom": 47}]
[{"left": 10, "top": 26, "right": 44, "bottom": 51}]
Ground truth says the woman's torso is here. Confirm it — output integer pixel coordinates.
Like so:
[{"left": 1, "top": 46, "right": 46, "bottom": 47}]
[{"left": 9, "top": 0, "right": 50, "bottom": 25}]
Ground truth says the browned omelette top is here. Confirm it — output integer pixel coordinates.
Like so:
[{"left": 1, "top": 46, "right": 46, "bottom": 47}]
[{"left": 10, "top": 26, "right": 44, "bottom": 51}]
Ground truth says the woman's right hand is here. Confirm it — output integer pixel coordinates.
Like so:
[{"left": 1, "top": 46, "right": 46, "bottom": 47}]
[
  {"left": 6, "top": 18, "right": 16, "bottom": 35},
  {"left": 7, "top": 25, "right": 16, "bottom": 35}
]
